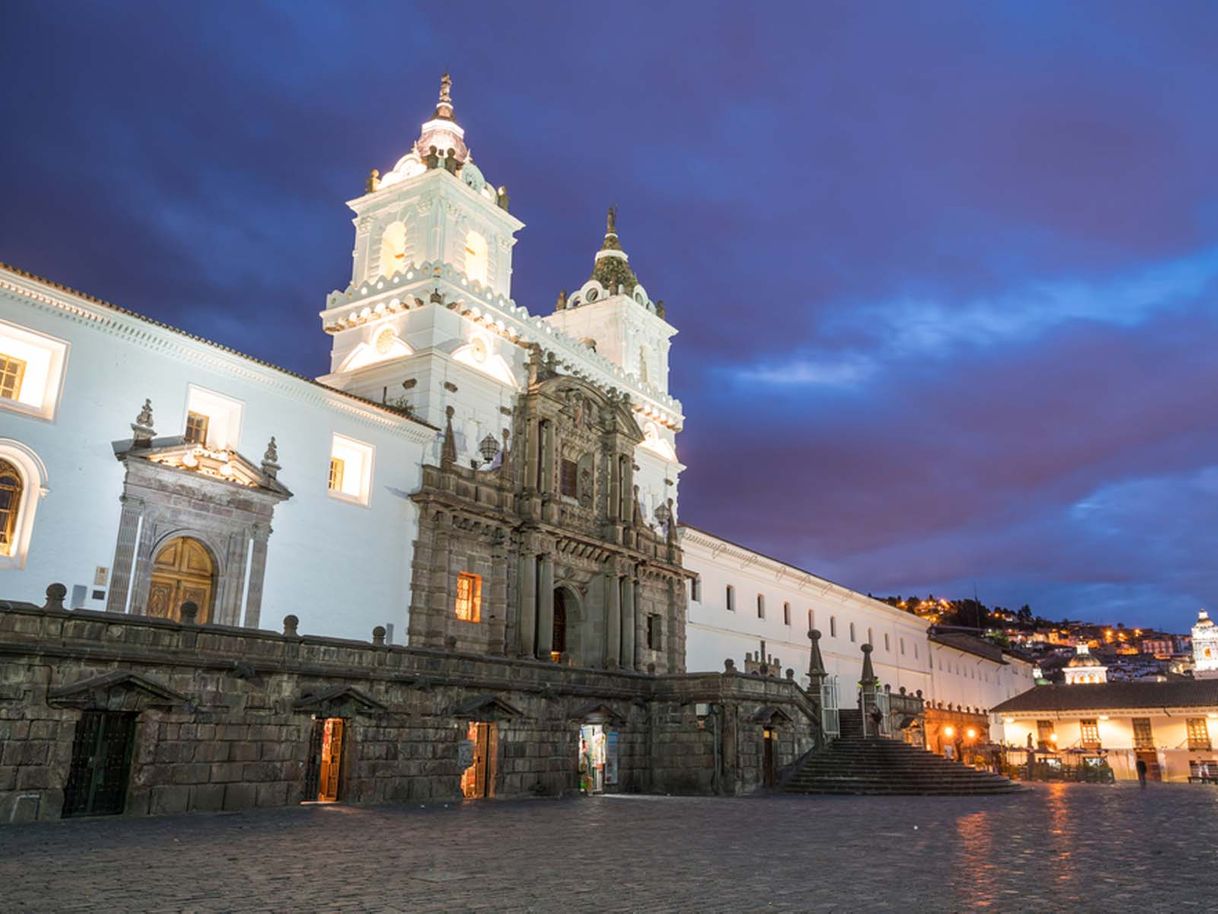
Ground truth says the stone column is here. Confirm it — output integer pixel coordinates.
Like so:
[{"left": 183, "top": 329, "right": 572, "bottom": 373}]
[
  {"left": 524, "top": 414, "right": 540, "bottom": 493},
  {"left": 517, "top": 551, "right": 537, "bottom": 657},
  {"left": 620, "top": 573, "right": 636, "bottom": 670},
  {"left": 243, "top": 526, "right": 272, "bottom": 629},
  {"left": 632, "top": 577, "right": 644, "bottom": 669},
  {"left": 106, "top": 495, "right": 144, "bottom": 613},
  {"left": 619, "top": 458, "right": 634, "bottom": 521},
  {"left": 536, "top": 554, "right": 555, "bottom": 659},
  {"left": 607, "top": 451, "right": 620, "bottom": 523},
  {"left": 605, "top": 569, "right": 621, "bottom": 668},
  {"left": 539, "top": 421, "right": 555, "bottom": 496}
]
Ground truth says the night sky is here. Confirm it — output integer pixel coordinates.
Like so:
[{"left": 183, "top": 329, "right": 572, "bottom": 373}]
[{"left": 3, "top": 2, "right": 1217, "bottom": 632}]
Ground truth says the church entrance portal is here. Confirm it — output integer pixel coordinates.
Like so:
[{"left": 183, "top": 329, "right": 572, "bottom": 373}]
[
  {"left": 147, "top": 536, "right": 215, "bottom": 622},
  {"left": 579, "top": 723, "right": 618, "bottom": 794},
  {"left": 303, "top": 717, "right": 345, "bottom": 803},
  {"left": 460, "top": 721, "right": 498, "bottom": 798},
  {"left": 62, "top": 711, "right": 136, "bottom": 818}
]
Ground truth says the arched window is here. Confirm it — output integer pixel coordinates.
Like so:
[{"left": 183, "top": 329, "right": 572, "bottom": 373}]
[
  {"left": 0, "top": 459, "right": 21, "bottom": 557},
  {"left": 464, "top": 231, "right": 488, "bottom": 285},
  {"left": 0, "top": 441, "right": 47, "bottom": 569},
  {"left": 379, "top": 221, "right": 408, "bottom": 278},
  {"left": 638, "top": 346, "right": 650, "bottom": 384}
]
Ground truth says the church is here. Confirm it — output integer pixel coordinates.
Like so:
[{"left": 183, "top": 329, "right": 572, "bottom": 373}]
[{"left": 0, "top": 77, "right": 1031, "bottom": 821}]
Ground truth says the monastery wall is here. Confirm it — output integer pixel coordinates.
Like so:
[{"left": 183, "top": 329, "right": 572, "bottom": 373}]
[{"left": 0, "top": 593, "right": 816, "bottom": 824}]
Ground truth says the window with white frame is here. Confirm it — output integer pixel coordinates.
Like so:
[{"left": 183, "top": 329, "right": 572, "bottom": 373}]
[
  {"left": 184, "top": 385, "right": 244, "bottom": 450},
  {"left": 328, "top": 434, "right": 375, "bottom": 505},
  {"left": 0, "top": 440, "right": 48, "bottom": 569},
  {"left": 0, "top": 320, "right": 69, "bottom": 421}
]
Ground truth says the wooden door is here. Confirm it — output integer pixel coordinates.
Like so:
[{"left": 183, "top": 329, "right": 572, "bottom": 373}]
[
  {"left": 318, "top": 718, "right": 344, "bottom": 802},
  {"left": 148, "top": 537, "right": 215, "bottom": 622},
  {"left": 62, "top": 711, "right": 136, "bottom": 817},
  {"left": 762, "top": 728, "right": 776, "bottom": 788},
  {"left": 461, "top": 722, "right": 498, "bottom": 798}
]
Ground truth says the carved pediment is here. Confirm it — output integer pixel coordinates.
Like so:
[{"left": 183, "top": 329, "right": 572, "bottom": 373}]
[
  {"left": 451, "top": 694, "right": 523, "bottom": 721},
  {"left": 49, "top": 671, "right": 189, "bottom": 711},
  {"left": 114, "top": 438, "right": 292, "bottom": 500},
  {"left": 751, "top": 705, "right": 795, "bottom": 726},
  {"left": 294, "top": 685, "right": 387, "bottom": 717},
  {"left": 537, "top": 375, "right": 643, "bottom": 444}
]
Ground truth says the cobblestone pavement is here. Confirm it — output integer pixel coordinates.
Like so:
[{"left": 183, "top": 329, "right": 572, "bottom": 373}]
[{"left": 2, "top": 784, "right": 1216, "bottom": 913}]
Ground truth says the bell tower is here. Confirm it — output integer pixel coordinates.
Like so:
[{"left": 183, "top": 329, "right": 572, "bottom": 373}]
[
  {"left": 319, "top": 75, "right": 526, "bottom": 429},
  {"left": 544, "top": 209, "right": 676, "bottom": 397}
]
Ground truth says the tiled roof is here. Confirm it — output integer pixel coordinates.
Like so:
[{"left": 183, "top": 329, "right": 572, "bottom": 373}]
[
  {"left": 993, "top": 679, "right": 1218, "bottom": 714},
  {"left": 929, "top": 630, "right": 1006, "bottom": 664}
]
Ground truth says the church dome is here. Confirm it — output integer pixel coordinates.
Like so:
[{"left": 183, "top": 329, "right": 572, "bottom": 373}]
[{"left": 590, "top": 207, "right": 639, "bottom": 295}]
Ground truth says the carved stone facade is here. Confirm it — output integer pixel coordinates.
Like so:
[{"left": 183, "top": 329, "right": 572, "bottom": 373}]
[
  {"left": 105, "top": 434, "right": 291, "bottom": 628},
  {"left": 408, "top": 364, "right": 687, "bottom": 672}
]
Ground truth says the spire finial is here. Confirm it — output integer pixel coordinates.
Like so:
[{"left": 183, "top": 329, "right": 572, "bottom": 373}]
[
  {"left": 435, "top": 72, "right": 454, "bottom": 119},
  {"left": 606, "top": 205, "right": 617, "bottom": 236}
]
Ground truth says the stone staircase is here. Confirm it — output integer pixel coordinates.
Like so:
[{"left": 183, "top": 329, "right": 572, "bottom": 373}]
[{"left": 784, "top": 710, "right": 1022, "bottom": 796}]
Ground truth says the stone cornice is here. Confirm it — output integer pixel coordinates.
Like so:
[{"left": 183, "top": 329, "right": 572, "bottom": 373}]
[{"left": 0, "top": 264, "right": 438, "bottom": 445}]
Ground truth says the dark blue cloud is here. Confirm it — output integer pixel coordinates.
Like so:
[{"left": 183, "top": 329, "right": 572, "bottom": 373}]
[{"left": 3, "top": 0, "right": 1217, "bottom": 630}]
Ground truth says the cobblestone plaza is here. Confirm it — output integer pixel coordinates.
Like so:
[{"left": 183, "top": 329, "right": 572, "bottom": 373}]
[{"left": 2, "top": 784, "right": 1214, "bottom": 912}]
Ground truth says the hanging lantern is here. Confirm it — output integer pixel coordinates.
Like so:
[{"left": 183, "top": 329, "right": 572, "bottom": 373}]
[{"left": 479, "top": 433, "right": 500, "bottom": 464}]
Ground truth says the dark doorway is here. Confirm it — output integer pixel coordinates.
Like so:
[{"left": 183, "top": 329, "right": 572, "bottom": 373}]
[
  {"left": 552, "top": 588, "right": 568, "bottom": 660},
  {"left": 303, "top": 717, "right": 345, "bottom": 803},
  {"left": 62, "top": 711, "right": 137, "bottom": 818},
  {"left": 762, "top": 727, "right": 777, "bottom": 788}
]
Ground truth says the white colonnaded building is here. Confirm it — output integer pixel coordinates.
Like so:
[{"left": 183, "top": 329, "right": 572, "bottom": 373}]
[{"left": 0, "top": 76, "right": 1028, "bottom": 732}]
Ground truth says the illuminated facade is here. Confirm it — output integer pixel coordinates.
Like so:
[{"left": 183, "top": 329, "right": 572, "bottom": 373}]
[{"left": 1193, "top": 610, "right": 1218, "bottom": 679}]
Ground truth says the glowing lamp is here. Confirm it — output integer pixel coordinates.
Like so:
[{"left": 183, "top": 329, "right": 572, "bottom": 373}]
[
  {"left": 966, "top": 728, "right": 977, "bottom": 740},
  {"left": 943, "top": 725, "right": 955, "bottom": 738}
]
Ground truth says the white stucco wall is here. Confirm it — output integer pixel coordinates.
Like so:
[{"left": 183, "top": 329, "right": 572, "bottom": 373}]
[{"left": 0, "top": 269, "right": 433, "bottom": 643}]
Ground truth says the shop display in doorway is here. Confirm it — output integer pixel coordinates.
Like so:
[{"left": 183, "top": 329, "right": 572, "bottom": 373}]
[{"left": 580, "top": 724, "right": 618, "bottom": 794}]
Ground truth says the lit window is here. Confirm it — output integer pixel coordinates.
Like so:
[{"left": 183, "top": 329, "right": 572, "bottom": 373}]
[
  {"left": 726, "top": 585, "right": 735, "bottom": 611},
  {"left": 0, "top": 354, "right": 26, "bottom": 400},
  {"left": 0, "top": 320, "right": 69, "bottom": 421},
  {"left": 1080, "top": 719, "right": 1100, "bottom": 747},
  {"left": 184, "top": 411, "right": 210, "bottom": 445},
  {"left": 0, "top": 442, "right": 48, "bottom": 569},
  {"left": 783, "top": 602, "right": 791, "bottom": 626},
  {"left": 328, "top": 434, "right": 375, "bottom": 506},
  {"left": 464, "top": 231, "right": 488, "bottom": 285},
  {"left": 1187, "top": 718, "right": 1212, "bottom": 750},
  {"left": 184, "top": 386, "right": 243, "bottom": 450},
  {"left": 455, "top": 572, "right": 482, "bottom": 622},
  {"left": 1133, "top": 718, "right": 1154, "bottom": 750},
  {"left": 0, "top": 459, "right": 21, "bottom": 556}
]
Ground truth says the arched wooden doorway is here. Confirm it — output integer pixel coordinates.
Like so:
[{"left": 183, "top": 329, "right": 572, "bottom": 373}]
[{"left": 147, "top": 536, "right": 215, "bottom": 622}]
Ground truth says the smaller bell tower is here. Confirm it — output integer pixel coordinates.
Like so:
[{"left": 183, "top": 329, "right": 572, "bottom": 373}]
[
  {"left": 544, "top": 209, "right": 676, "bottom": 396},
  {"left": 1194, "top": 609, "right": 1218, "bottom": 679}
]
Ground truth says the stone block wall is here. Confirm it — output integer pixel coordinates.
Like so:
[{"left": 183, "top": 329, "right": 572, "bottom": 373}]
[{"left": 0, "top": 598, "right": 816, "bottom": 823}]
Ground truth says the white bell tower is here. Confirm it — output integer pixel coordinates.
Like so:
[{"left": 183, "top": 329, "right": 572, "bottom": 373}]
[
  {"left": 317, "top": 75, "right": 526, "bottom": 432},
  {"left": 1194, "top": 610, "right": 1218, "bottom": 679}
]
